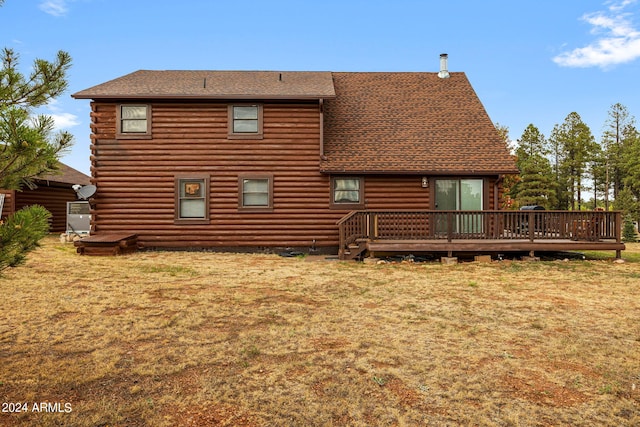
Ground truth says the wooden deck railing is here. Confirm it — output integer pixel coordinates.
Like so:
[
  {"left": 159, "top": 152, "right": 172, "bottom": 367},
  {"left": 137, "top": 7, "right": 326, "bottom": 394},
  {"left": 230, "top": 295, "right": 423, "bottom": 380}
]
[{"left": 337, "top": 210, "right": 623, "bottom": 257}]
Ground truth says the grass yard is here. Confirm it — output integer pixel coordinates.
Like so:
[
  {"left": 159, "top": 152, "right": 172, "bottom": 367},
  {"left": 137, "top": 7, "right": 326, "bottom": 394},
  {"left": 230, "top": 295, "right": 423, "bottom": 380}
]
[{"left": 1, "top": 237, "right": 639, "bottom": 426}]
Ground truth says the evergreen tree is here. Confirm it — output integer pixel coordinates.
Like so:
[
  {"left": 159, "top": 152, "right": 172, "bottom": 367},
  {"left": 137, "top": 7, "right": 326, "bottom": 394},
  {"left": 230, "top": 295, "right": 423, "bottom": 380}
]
[
  {"left": 494, "top": 122, "right": 519, "bottom": 209},
  {"left": 622, "top": 214, "right": 638, "bottom": 243},
  {"left": 0, "top": 205, "right": 51, "bottom": 270},
  {"left": 619, "top": 125, "right": 640, "bottom": 220},
  {"left": 602, "top": 103, "right": 635, "bottom": 208},
  {"left": 548, "top": 113, "right": 598, "bottom": 210},
  {"left": 516, "top": 123, "right": 548, "bottom": 160},
  {"left": 548, "top": 124, "right": 568, "bottom": 209},
  {"left": 514, "top": 154, "right": 556, "bottom": 208},
  {"left": 615, "top": 188, "right": 639, "bottom": 225},
  {"left": 0, "top": 32, "right": 74, "bottom": 271},
  {"left": 494, "top": 122, "right": 511, "bottom": 151},
  {"left": 589, "top": 146, "right": 608, "bottom": 209},
  {"left": 511, "top": 124, "right": 556, "bottom": 208},
  {"left": 1, "top": 48, "right": 73, "bottom": 188}
]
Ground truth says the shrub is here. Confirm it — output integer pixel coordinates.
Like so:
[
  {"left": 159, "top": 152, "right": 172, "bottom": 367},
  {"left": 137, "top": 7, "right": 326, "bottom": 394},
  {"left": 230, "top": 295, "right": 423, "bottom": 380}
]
[
  {"left": 0, "top": 205, "right": 51, "bottom": 271},
  {"left": 622, "top": 214, "right": 638, "bottom": 243}
]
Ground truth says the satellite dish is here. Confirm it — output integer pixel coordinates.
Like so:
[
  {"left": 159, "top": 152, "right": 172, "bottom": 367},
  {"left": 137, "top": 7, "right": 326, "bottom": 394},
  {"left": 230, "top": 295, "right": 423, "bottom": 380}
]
[{"left": 74, "top": 184, "right": 96, "bottom": 200}]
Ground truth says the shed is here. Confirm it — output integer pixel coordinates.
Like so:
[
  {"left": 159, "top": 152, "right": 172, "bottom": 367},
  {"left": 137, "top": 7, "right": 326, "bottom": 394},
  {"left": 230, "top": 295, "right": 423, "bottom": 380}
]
[{"left": 0, "top": 162, "right": 91, "bottom": 232}]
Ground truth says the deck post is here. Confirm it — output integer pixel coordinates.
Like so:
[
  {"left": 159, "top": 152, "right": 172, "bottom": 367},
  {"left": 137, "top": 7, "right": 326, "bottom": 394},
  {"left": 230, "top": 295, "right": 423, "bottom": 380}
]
[
  {"left": 338, "top": 223, "right": 345, "bottom": 258},
  {"left": 615, "top": 211, "right": 622, "bottom": 243},
  {"left": 615, "top": 211, "right": 622, "bottom": 259},
  {"left": 368, "top": 212, "right": 376, "bottom": 239},
  {"left": 528, "top": 210, "right": 534, "bottom": 242},
  {"left": 447, "top": 211, "right": 453, "bottom": 242}
]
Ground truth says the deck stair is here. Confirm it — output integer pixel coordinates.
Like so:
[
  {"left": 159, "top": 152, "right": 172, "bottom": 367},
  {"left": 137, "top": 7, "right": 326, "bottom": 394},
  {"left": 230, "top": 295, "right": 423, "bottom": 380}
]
[
  {"left": 342, "top": 240, "right": 368, "bottom": 261},
  {"left": 75, "top": 233, "right": 138, "bottom": 256}
]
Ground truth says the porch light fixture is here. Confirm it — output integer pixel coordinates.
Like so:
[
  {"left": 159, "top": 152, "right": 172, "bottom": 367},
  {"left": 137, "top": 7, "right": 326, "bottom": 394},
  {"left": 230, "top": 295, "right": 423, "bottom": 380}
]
[{"left": 422, "top": 177, "right": 428, "bottom": 187}]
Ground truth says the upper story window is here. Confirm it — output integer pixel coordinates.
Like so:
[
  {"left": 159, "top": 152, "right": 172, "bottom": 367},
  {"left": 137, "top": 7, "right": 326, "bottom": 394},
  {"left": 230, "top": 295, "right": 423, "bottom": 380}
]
[
  {"left": 117, "top": 105, "right": 151, "bottom": 138},
  {"left": 228, "top": 104, "right": 263, "bottom": 139},
  {"left": 330, "top": 177, "right": 364, "bottom": 209}
]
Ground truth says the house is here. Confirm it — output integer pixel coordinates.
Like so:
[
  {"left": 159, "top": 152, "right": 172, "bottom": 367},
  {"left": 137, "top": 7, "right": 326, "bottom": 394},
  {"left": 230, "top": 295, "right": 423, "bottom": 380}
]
[
  {"left": 0, "top": 163, "right": 90, "bottom": 233},
  {"left": 72, "top": 60, "right": 624, "bottom": 258}
]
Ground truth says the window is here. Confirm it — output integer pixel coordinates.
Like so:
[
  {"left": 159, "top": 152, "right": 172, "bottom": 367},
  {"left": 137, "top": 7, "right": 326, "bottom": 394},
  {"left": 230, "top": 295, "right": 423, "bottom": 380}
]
[
  {"left": 117, "top": 105, "right": 151, "bottom": 138},
  {"left": 238, "top": 175, "right": 273, "bottom": 211},
  {"left": 331, "top": 177, "right": 364, "bottom": 209},
  {"left": 228, "top": 105, "right": 263, "bottom": 139},
  {"left": 175, "top": 177, "right": 209, "bottom": 223}
]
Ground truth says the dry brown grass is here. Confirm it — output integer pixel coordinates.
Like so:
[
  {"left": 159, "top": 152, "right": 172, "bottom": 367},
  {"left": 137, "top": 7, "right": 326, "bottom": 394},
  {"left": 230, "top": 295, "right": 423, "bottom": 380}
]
[{"left": 1, "top": 237, "right": 639, "bottom": 426}]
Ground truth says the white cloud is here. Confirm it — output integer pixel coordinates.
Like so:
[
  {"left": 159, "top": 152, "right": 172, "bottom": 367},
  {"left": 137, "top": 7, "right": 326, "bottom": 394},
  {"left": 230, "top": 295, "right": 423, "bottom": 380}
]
[
  {"left": 35, "top": 100, "right": 80, "bottom": 130},
  {"left": 553, "top": 0, "right": 640, "bottom": 68},
  {"left": 39, "top": 0, "right": 69, "bottom": 17},
  {"left": 45, "top": 98, "right": 63, "bottom": 112},
  {"left": 50, "top": 113, "right": 80, "bottom": 130}
]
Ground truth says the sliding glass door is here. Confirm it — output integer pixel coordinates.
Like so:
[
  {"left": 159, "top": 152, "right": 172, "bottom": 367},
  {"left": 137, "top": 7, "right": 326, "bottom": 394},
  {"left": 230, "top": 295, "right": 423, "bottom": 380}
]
[{"left": 435, "top": 179, "right": 483, "bottom": 234}]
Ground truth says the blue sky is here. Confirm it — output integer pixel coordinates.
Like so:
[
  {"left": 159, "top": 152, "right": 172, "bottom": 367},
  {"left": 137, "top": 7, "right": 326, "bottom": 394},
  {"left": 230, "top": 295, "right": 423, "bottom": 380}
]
[{"left": 2, "top": 0, "right": 640, "bottom": 176}]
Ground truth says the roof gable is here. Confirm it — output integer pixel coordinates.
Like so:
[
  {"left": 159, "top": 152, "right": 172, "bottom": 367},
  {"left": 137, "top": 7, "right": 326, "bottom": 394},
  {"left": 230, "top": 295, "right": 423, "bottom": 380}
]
[
  {"left": 72, "top": 70, "right": 336, "bottom": 100},
  {"left": 321, "top": 72, "right": 517, "bottom": 175}
]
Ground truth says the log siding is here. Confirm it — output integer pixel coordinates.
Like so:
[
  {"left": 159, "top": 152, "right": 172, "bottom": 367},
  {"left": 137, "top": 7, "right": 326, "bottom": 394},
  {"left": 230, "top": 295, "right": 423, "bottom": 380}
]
[
  {"left": 13, "top": 185, "right": 77, "bottom": 233},
  {"left": 88, "top": 100, "right": 504, "bottom": 251},
  {"left": 90, "top": 101, "right": 339, "bottom": 249}
]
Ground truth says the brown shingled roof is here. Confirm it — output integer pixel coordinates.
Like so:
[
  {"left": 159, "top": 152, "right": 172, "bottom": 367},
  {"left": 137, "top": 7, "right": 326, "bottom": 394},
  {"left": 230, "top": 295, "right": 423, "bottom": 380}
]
[
  {"left": 73, "top": 69, "right": 516, "bottom": 175},
  {"left": 72, "top": 70, "right": 336, "bottom": 100},
  {"left": 321, "top": 72, "right": 518, "bottom": 175},
  {"left": 37, "top": 162, "right": 90, "bottom": 186}
]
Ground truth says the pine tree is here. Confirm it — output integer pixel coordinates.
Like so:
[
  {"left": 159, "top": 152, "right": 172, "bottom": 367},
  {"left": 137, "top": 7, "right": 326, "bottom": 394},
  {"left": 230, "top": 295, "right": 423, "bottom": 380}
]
[
  {"left": 602, "top": 103, "right": 635, "bottom": 208},
  {"left": 548, "top": 113, "right": 598, "bottom": 210},
  {"left": 622, "top": 215, "right": 638, "bottom": 243},
  {"left": 516, "top": 123, "right": 548, "bottom": 160},
  {"left": 619, "top": 125, "right": 640, "bottom": 221},
  {"left": 0, "top": 205, "right": 51, "bottom": 270},
  {"left": 494, "top": 123, "right": 519, "bottom": 209},
  {"left": 515, "top": 154, "right": 556, "bottom": 208},
  {"left": 0, "top": 35, "right": 74, "bottom": 271},
  {"left": 511, "top": 124, "right": 556, "bottom": 208},
  {"left": 589, "top": 146, "right": 608, "bottom": 209},
  {"left": 1, "top": 48, "right": 73, "bottom": 188}
]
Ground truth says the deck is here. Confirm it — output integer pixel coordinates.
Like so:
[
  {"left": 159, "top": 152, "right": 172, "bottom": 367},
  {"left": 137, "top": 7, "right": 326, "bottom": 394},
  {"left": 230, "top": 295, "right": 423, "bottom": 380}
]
[{"left": 337, "top": 210, "right": 625, "bottom": 260}]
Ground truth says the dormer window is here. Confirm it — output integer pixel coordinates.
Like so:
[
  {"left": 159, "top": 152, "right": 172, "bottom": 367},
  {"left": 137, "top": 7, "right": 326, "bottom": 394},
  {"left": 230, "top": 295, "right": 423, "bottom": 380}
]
[
  {"left": 228, "top": 104, "right": 263, "bottom": 139},
  {"left": 117, "top": 105, "right": 151, "bottom": 138}
]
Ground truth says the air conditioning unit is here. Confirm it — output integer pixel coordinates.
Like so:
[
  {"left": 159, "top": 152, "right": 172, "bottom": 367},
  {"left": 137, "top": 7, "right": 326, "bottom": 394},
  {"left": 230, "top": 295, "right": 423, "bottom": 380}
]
[{"left": 66, "top": 201, "right": 91, "bottom": 235}]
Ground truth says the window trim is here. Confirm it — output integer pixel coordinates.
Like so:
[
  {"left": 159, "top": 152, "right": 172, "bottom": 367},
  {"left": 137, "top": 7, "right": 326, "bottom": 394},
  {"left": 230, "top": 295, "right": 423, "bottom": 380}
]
[
  {"left": 238, "top": 174, "right": 273, "bottom": 212},
  {"left": 228, "top": 104, "right": 263, "bottom": 140},
  {"left": 330, "top": 176, "right": 365, "bottom": 209},
  {"left": 116, "top": 104, "right": 152, "bottom": 139},
  {"left": 174, "top": 175, "right": 210, "bottom": 224}
]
